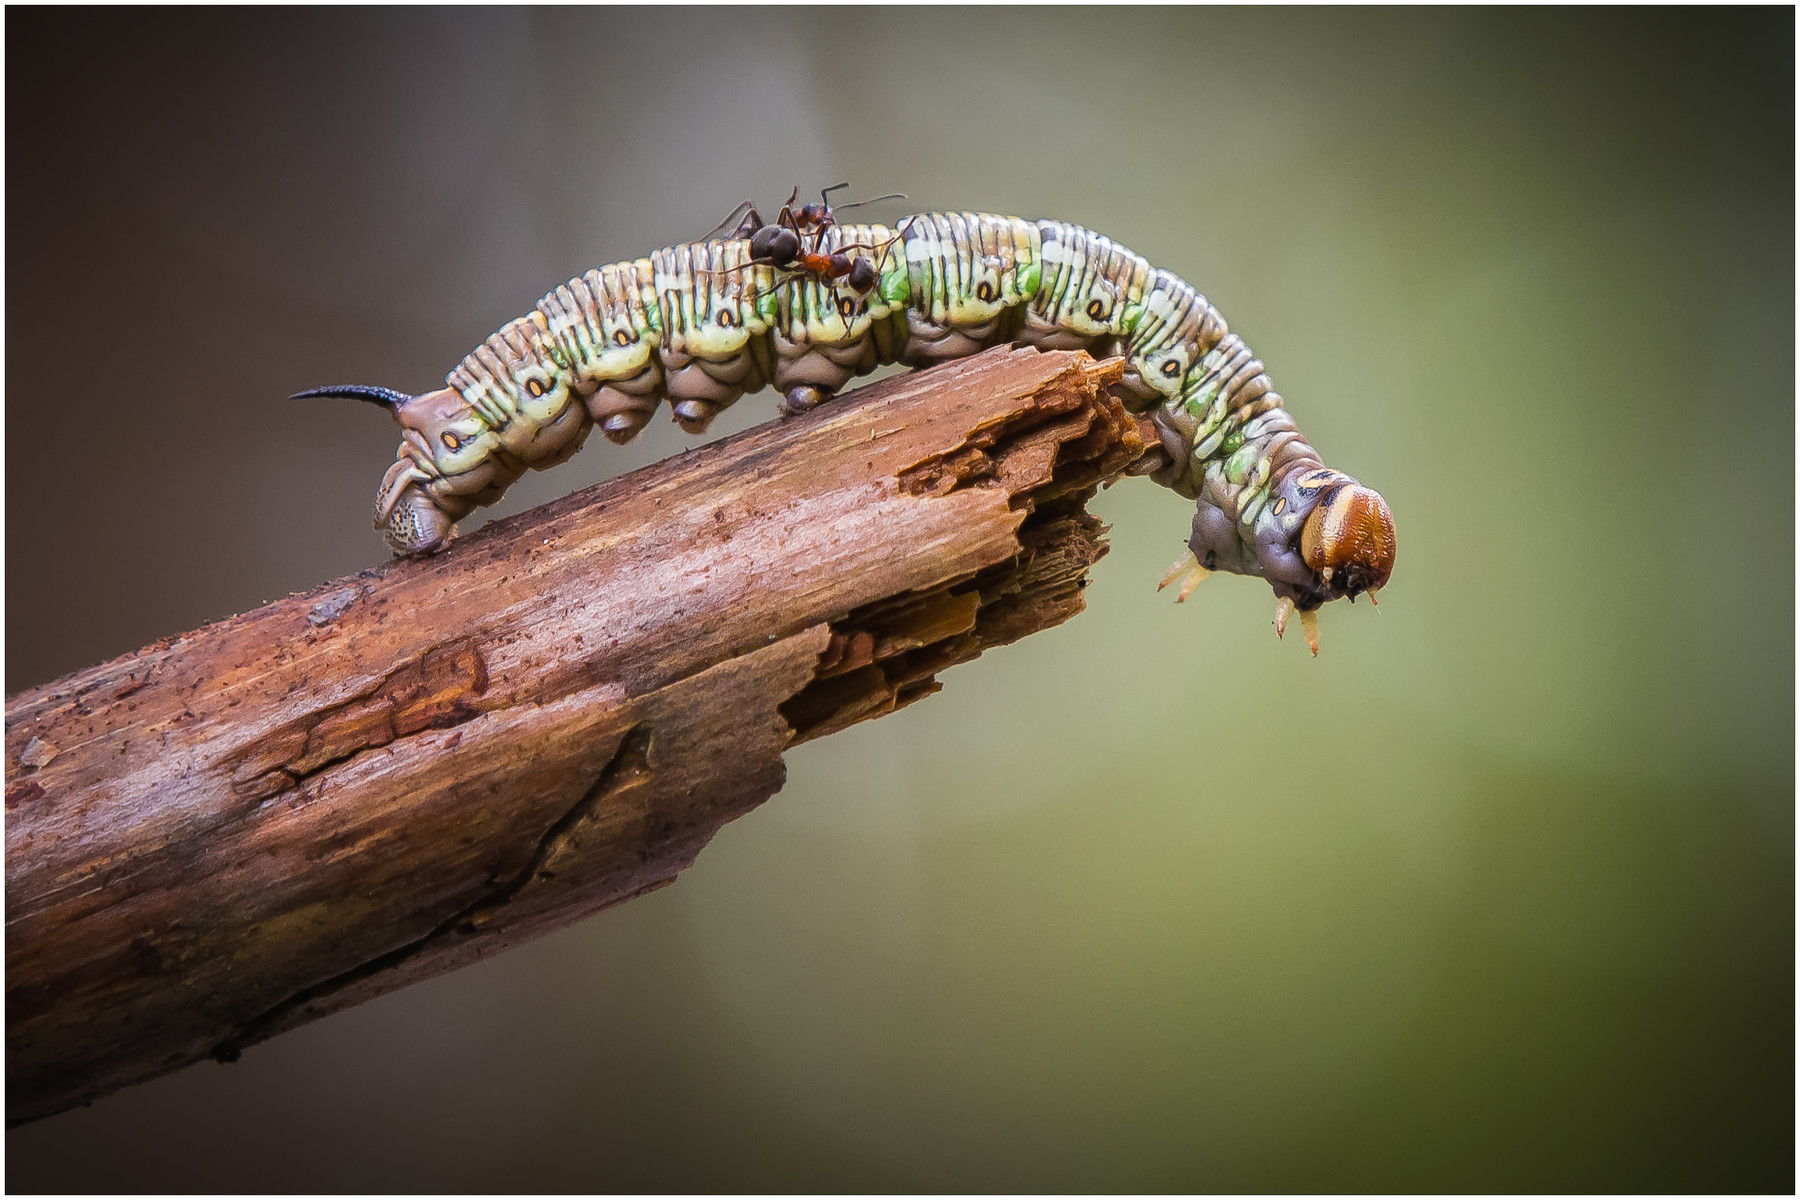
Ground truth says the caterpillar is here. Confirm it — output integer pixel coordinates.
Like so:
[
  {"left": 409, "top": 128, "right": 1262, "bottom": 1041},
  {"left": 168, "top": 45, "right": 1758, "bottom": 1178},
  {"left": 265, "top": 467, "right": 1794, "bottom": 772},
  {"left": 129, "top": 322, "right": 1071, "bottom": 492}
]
[{"left": 297, "top": 201, "right": 1395, "bottom": 653}]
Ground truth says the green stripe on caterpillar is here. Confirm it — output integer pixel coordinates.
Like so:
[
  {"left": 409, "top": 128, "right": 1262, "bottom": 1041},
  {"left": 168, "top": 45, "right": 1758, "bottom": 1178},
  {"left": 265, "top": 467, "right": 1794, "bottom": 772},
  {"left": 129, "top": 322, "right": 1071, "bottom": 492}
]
[{"left": 296, "top": 206, "right": 1394, "bottom": 652}]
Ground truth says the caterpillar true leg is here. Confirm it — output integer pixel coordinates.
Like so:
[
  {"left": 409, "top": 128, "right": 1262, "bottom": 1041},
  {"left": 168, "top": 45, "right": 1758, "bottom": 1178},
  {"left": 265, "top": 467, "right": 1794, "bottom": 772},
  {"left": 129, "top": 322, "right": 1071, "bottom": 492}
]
[{"left": 1157, "top": 551, "right": 1212, "bottom": 603}]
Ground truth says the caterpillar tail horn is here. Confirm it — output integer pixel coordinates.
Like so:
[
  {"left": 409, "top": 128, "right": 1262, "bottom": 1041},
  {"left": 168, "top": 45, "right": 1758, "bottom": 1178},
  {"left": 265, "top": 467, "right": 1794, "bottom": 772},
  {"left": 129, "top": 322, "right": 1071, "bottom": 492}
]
[
  {"left": 290, "top": 383, "right": 417, "bottom": 410},
  {"left": 294, "top": 384, "right": 467, "bottom": 557}
]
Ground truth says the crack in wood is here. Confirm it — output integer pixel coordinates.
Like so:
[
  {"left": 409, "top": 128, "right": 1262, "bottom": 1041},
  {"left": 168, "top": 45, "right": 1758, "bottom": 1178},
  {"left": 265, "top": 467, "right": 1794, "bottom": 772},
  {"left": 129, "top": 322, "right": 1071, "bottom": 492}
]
[
  {"left": 228, "top": 640, "right": 489, "bottom": 803},
  {"left": 209, "top": 722, "right": 651, "bottom": 1063},
  {"left": 463, "top": 725, "right": 654, "bottom": 915}
]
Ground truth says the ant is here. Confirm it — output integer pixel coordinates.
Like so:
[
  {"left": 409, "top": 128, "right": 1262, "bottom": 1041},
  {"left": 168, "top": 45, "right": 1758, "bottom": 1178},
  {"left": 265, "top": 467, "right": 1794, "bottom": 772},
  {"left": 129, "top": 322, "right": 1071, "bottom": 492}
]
[{"left": 702, "top": 183, "right": 907, "bottom": 298}]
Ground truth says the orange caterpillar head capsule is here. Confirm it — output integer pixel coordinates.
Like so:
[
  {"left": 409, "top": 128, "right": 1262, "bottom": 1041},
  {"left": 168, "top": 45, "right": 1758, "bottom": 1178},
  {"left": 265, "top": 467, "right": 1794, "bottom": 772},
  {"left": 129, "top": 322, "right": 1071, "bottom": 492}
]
[{"left": 1298, "top": 476, "right": 1395, "bottom": 599}]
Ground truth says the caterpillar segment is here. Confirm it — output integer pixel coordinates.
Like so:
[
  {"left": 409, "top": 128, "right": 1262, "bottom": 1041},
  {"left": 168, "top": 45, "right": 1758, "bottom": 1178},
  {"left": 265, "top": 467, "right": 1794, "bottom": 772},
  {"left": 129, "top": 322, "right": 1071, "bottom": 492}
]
[
  {"left": 536, "top": 259, "right": 665, "bottom": 445},
  {"left": 899, "top": 212, "right": 1040, "bottom": 365},
  {"left": 1017, "top": 220, "right": 1152, "bottom": 356},
  {"left": 1119, "top": 270, "right": 1229, "bottom": 410},
  {"left": 651, "top": 237, "right": 779, "bottom": 432},
  {"left": 297, "top": 204, "right": 1394, "bottom": 651},
  {"left": 768, "top": 221, "right": 909, "bottom": 414},
  {"left": 447, "top": 313, "right": 590, "bottom": 468}
]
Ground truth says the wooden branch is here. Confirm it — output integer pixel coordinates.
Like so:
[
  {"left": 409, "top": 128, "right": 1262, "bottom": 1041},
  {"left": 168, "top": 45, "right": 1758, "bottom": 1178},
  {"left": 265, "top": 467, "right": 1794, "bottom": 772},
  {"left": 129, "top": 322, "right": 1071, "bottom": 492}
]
[{"left": 4, "top": 345, "right": 1144, "bottom": 1127}]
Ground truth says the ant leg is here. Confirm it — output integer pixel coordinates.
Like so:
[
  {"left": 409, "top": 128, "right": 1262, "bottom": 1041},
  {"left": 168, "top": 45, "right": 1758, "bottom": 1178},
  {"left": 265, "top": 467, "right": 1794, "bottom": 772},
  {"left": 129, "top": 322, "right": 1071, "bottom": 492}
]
[
  {"left": 870, "top": 216, "right": 916, "bottom": 276},
  {"left": 774, "top": 200, "right": 805, "bottom": 245},
  {"left": 728, "top": 206, "right": 765, "bottom": 240},
  {"left": 699, "top": 199, "right": 760, "bottom": 243},
  {"left": 774, "top": 186, "right": 802, "bottom": 234},
  {"left": 705, "top": 266, "right": 801, "bottom": 307},
  {"left": 704, "top": 260, "right": 771, "bottom": 279},
  {"left": 829, "top": 236, "right": 903, "bottom": 257}
]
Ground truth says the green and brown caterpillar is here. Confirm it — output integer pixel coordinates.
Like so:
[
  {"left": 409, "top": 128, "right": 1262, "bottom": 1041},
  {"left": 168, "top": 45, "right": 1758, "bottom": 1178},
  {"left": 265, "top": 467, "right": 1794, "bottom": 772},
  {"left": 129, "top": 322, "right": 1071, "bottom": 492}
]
[{"left": 297, "top": 199, "right": 1395, "bottom": 652}]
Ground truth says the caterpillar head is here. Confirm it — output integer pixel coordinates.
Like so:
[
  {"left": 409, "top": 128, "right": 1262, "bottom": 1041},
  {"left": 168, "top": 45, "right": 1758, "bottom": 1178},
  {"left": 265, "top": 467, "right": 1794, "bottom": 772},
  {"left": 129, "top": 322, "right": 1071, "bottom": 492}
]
[
  {"left": 1299, "top": 474, "right": 1395, "bottom": 600},
  {"left": 1249, "top": 467, "right": 1395, "bottom": 610},
  {"left": 1182, "top": 467, "right": 1395, "bottom": 654}
]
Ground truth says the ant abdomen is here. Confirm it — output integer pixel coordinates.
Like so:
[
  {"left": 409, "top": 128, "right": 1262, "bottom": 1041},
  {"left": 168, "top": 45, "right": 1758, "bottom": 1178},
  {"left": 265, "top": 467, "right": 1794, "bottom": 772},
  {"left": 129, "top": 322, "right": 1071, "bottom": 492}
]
[{"left": 750, "top": 225, "right": 800, "bottom": 268}]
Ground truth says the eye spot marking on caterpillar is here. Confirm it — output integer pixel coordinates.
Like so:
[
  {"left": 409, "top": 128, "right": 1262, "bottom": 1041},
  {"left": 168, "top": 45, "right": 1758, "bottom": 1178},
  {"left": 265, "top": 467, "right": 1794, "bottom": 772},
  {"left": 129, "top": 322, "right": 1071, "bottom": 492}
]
[{"left": 614, "top": 329, "right": 632, "bottom": 347}]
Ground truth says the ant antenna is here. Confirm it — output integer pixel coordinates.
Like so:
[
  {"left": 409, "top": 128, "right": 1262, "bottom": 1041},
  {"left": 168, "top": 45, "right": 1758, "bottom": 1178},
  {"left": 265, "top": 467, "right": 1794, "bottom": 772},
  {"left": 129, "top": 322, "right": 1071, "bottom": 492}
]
[{"left": 831, "top": 191, "right": 907, "bottom": 212}]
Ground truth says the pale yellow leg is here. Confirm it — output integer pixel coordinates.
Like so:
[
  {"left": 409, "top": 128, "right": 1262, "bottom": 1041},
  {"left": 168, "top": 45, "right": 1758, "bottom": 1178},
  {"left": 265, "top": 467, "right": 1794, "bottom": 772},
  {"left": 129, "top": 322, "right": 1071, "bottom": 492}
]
[
  {"left": 1274, "top": 596, "right": 1295, "bottom": 639},
  {"left": 1274, "top": 599, "right": 1322, "bottom": 656},
  {"left": 1157, "top": 552, "right": 1212, "bottom": 604}
]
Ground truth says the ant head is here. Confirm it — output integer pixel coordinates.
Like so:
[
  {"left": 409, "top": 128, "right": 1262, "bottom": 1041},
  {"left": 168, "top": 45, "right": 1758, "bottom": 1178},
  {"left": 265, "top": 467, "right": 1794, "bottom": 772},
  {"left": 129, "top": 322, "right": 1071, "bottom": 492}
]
[{"left": 750, "top": 225, "right": 800, "bottom": 267}]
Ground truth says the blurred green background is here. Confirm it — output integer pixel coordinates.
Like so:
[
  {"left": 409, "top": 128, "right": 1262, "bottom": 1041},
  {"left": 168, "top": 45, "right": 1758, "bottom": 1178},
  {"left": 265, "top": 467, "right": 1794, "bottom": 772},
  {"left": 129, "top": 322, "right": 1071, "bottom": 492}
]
[{"left": 6, "top": 7, "right": 1791, "bottom": 1192}]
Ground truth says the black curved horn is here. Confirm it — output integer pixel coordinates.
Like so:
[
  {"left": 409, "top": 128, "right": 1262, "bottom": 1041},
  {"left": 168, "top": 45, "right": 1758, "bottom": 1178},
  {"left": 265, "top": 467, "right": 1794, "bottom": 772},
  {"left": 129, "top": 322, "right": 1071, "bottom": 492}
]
[{"left": 289, "top": 384, "right": 414, "bottom": 409}]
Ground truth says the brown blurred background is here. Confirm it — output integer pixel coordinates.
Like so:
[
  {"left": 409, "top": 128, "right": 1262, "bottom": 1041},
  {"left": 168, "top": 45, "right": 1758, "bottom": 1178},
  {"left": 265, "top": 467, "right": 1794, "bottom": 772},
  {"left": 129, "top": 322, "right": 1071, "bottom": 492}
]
[{"left": 7, "top": 7, "right": 1792, "bottom": 1192}]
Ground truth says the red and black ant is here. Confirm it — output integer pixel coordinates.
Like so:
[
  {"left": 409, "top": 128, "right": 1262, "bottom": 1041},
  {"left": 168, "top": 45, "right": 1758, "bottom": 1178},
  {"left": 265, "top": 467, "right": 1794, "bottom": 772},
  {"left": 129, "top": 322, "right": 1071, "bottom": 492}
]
[{"left": 703, "top": 183, "right": 907, "bottom": 298}]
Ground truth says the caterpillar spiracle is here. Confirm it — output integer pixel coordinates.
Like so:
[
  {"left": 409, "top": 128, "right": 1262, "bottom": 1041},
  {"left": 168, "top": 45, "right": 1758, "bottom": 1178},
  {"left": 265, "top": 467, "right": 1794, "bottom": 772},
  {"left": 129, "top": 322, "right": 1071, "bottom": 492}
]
[{"left": 296, "top": 203, "right": 1396, "bottom": 651}]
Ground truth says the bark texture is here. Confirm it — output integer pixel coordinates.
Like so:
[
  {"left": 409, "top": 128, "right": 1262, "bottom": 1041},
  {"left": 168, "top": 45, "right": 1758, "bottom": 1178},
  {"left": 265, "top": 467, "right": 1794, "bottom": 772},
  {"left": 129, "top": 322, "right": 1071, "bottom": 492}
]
[{"left": 4, "top": 345, "right": 1144, "bottom": 1126}]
